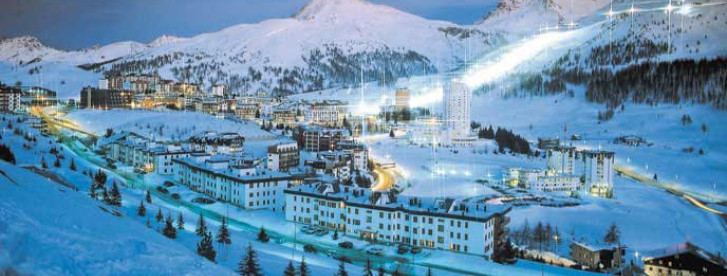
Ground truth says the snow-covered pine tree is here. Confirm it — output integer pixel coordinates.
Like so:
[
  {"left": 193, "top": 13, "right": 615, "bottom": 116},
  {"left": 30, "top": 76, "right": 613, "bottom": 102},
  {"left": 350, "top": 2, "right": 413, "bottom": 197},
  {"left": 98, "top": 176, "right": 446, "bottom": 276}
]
[
  {"left": 604, "top": 222, "right": 620, "bottom": 245},
  {"left": 427, "top": 267, "right": 433, "bottom": 276},
  {"left": 196, "top": 213, "right": 207, "bottom": 236},
  {"left": 257, "top": 227, "right": 269, "bottom": 242},
  {"left": 53, "top": 156, "right": 61, "bottom": 168},
  {"left": 299, "top": 257, "right": 310, "bottom": 276},
  {"left": 156, "top": 208, "right": 163, "bottom": 223},
  {"left": 110, "top": 181, "right": 122, "bottom": 206},
  {"left": 41, "top": 156, "right": 48, "bottom": 169},
  {"left": 101, "top": 187, "right": 110, "bottom": 205},
  {"left": 196, "top": 231, "right": 216, "bottom": 263},
  {"left": 138, "top": 200, "right": 146, "bottom": 216},
  {"left": 217, "top": 217, "right": 231, "bottom": 245},
  {"left": 237, "top": 243, "right": 262, "bottom": 276},
  {"left": 69, "top": 158, "right": 76, "bottom": 171},
  {"left": 363, "top": 258, "right": 373, "bottom": 276},
  {"left": 163, "top": 213, "right": 177, "bottom": 239},
  {"left": 89, "top": 183, "right": 97, "bottom": 200},
  {"left": 145, "top": 190, "right": 152, "bottom": 204},
  {"left": 283, "top": 261, "right": 296, "bottom": 276},
  {"left": 336, "top": 258, "right": 348, "bottom": 276},
  {"left": 177, "top": 213, "right": 185, "bottom": 230}
]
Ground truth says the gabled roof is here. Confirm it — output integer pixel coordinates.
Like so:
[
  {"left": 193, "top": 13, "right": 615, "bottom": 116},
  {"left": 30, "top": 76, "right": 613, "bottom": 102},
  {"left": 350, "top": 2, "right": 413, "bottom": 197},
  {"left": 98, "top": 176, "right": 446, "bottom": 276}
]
[{"left": 642, "top": 242, "right": 727, "bottom": 268}]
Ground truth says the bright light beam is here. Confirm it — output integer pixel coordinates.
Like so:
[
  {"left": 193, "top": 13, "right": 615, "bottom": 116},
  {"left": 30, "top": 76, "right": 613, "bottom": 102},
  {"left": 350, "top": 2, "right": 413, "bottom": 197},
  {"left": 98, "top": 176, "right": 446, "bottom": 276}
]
[{"left": 461, "top": 30, "right": 575, "bottom": 88}]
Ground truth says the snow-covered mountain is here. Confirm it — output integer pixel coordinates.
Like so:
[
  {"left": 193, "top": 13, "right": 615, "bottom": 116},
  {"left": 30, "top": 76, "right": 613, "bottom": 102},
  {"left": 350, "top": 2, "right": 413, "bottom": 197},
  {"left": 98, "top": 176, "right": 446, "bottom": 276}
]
[{"left": 0, "top": 0, "right": 504, "bottom": 97}]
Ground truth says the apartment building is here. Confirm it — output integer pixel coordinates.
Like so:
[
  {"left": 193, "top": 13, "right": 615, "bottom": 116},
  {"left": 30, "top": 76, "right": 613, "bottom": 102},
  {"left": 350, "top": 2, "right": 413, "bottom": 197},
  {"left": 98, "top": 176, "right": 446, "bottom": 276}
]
[
  {"left": 174, "top": 154, "right": 292, "bottom": 211},
  {"left": 267, "top": 141, "right": 300, "bottom": 172},
  {"left": 285, "top": 183, "right": 510, "bottom": 258}
]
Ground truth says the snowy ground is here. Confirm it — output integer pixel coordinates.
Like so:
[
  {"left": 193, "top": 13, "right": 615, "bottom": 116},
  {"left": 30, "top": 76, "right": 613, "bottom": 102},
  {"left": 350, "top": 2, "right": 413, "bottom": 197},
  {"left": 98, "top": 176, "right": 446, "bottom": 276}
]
[{"left": 63, "top": 109, "right": 275, "bottom": 142}]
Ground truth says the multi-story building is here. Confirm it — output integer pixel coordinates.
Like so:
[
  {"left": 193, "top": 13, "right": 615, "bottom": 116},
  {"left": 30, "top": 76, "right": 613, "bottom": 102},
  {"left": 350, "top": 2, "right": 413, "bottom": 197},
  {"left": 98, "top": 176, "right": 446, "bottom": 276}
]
[
  {"left": 273, "top": 104, "right": 301, "bottom": 125},
  {"left": 211, "top": 84, "right": 226, "bottom": 97},
  {"left": 0, "top": 85, "right": 22, "bottom": 113},
  {"left": 547, "top": 145, "right": 577, "bottom": 175},
  {"left": 235, "top": 103, "right": 259, "bottom": 119},
  {"left": 80, "top": 87, "right": 134, "bottom": 109},
  {"left": 105, "top": 132, "right": 203, "bottom": 175},
  {"left": 299, "top": 126, "right": 347, "bottom": 152},
  {"left": 443, "top": 81, "right": 475, "bottom": 146},
  {"left": 173, "top": 154, "right": 292, "bottom": 211},
  {"left": 582, "top": 150, "right": 615, "bottom": 198},
  {"left": 305, "top": 151, "right": 352, "bottom": 182},
  {"left": 189, "top": 131, "right": 245, "bottom": 155},
  {"left": 507, "top": 168, "right": 580, "bottom": 192},
  {"left": 337, "top": 140, "right": 369, "bottom": 171},
  {"left": 570, "top": 241, "right": 625, "bottom": 272},
  {"left": 642, "top": 242, "right": 727, "bottom": 276},
  {"left": 267, "top": 141, "right": 300, "bottom": 172},
  {"left": 285, "top": 183, "right": 511, "bottom": 258},
  {"left": 305, "top": 100, "right": 347, "bottom": 126}
]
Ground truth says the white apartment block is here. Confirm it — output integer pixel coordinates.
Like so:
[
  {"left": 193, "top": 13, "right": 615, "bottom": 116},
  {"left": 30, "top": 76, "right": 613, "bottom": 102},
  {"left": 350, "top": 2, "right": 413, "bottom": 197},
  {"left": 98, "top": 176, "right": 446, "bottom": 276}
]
[
  {"left": 189, "top": 131, "right": 244, "bottom": 155},
  {"left": 285, "top": 183, "right": 510, "bottom": 258},
  {"left": 582, "top": 150, "right": 615, "bottom": 198},
  {"left": 508, "top": 168, "right": 581, "bottom": 192},
  {"left": 304, "top": 100, "right": 347, "bottom": 126},
  {"left": 105, "top": 132, "right": 203, "bottom": 175},
  {"left": 547, "top": 146, "right": 577, "bottom": 175},
  {"left": 174, "top": 154, "right": 292, "bottom": 211},
  {"left": 443, "top": 81, "right": 471, "bottom": 137},
  {"left": 0, "top": 86, "right": 21, "bottom": 113},
  {"left": 267, "top": 141, "right": 300, "bottom": 172}
]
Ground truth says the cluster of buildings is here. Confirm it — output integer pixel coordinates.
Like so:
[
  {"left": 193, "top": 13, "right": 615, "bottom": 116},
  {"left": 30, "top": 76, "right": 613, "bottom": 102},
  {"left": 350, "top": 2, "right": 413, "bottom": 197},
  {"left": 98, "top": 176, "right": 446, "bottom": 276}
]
[
  {"left": 0, "top": 84, "right": 58, "bottom": 113},
  {"left": 284, "top": 182, "right": 510, "bottom": 259},
  {"left": 508, "top": 144, "right": 615, "bottom": 198},
  {"left": 405, "top": 81, "right": 476, "bottom": 147}
]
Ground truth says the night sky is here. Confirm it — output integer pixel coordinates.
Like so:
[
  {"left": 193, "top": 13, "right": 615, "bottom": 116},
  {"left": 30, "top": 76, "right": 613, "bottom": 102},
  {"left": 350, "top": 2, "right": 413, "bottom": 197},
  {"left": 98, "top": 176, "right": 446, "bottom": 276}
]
[{"left": 0, "top": 0, "right": 499, "bottom": 50}]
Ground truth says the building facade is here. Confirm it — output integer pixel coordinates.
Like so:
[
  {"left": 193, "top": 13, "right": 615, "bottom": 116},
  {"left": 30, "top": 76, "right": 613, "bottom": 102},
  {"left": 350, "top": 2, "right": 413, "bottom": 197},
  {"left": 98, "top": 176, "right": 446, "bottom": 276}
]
[
  {"left": 80, "top": 87, "right": 134, "bottom": 109},
  {"left": 0, "top": 85, "right": 21, "bottom": 113},
  {"left": 285, "top": 183, "right": 510, "bottom": 258},
  {"left": 267, "top": 141, "right": 300, "bottom": 172},
  {"left": 582, "top": 150, "right": 615, "bottom": 198},
  {"left": 174, "top": 154, "right": 292, "bottom": 211}
]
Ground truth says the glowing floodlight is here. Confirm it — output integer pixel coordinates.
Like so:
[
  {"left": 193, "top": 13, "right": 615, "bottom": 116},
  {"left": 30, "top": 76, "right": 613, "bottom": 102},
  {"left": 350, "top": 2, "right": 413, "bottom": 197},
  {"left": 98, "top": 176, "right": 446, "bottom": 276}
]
[{"left": 607, "top": 9, "right": 616, "bottom": 18}]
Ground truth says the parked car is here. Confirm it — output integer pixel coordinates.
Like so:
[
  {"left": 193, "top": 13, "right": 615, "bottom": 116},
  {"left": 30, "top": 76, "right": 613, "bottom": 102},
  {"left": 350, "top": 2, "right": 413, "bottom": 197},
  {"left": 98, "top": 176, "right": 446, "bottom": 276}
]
[
  {"left": 314, "top": 228, "right": 329, "bottom": 236},
  {"left": 410, "top": 246, "right": 422, "bottom": 254},
  {"left": 366, "top": 247, "right": 383, "bottom": 256},
  {"left": 302, "top": 227, "right": 317, "bottom": 234},
  {"left": 338, "top": 241, "right": 354, "bottom": 249},
  {"left": 304, "top": 244, "right": 317, "bottom": 253},
  {"left": 397, "top": 244, "right": 411, "bottom": 254}
]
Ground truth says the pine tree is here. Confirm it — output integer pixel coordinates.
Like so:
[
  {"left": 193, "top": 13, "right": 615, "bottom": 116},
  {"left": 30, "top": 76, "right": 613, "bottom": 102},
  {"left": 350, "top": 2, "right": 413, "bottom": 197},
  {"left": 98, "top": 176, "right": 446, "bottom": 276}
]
[
  {"left": 109, "top": 181, "right": 122, "bottom": 206},
  {"left": 69, "top": 158, "right": 76, "bottom": 171},
  {"left": 604, "top": 222, "right": 620, "bottom": 245},
  {"left": 217, "top": 217, "right": 231, "bottom": 245},
  {"left": 53, "top": 156, "right": 61, "bottom": 168},
  {"left": 89, "top": 183, "right": 97, "bottom": 200},
  {"left": 146, "top": 218, "right": 152, "bottom": 228},
  {"left": 196, "top": 213, "right": 207, "bottom": 236},
  {"left": 101, "top": 187, "right": 110, "bottom": 204},
  {"left": 427, "top": 267, "right": 433, "bottom": 276},
  {"left": 377, "top": 266, "right": 385, "bottom": 276},
  {"left": 197, "top": 231, "right": 216, "bottom": 263},
  {"left": 332, "top": 229, "right": 339, "bottom": 240},
  {"left": 138, "top": 200, "right": 146, "bottom": 216},
  {"left": 41, "top": 156, "right": 48, "bottom": 169},
  {"left": 163, "top": 213, "right": 177, "bottom": 239},
  {"left": 237, "top": 243, "right": 262, "bottom": 276},
  {"left": 363, "top": 259, "right": 373, "bottom": 276},
  {"left": 283, "top": 261, "right": 296, "bottom": 276},
  {"left": 156, "top": 208, "right": 164, "bottom": 223},
  {"left": 299, "top": 257, "right": 311, "bottom": 276},
  {"left": 389, "top": 129, "right": 395, "bottom": 138},
  {"left": 336, "top": 258, "right": 348, "bottom": 276},
  {"left": 177, "top": 213, "right": 185, "bottom": 230},
  {"left": 257, "top": 227, "right": 269, "bottom": 242},
  {"left": 391, "top": 266, "right": 401, "bottom": 276},
  {"left": 145, "top": 190, "right": 152, "bottom": 204}
]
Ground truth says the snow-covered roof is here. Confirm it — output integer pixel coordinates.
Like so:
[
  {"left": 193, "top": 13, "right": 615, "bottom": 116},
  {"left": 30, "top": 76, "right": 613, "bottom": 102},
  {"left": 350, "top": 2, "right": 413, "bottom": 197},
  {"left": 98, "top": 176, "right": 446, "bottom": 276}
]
[
  {"left": 642, "top": 242, "right": 727, "bottom": 268},
  {"left": 286, "top": 182, "right": 511, "bottom": 223}
]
